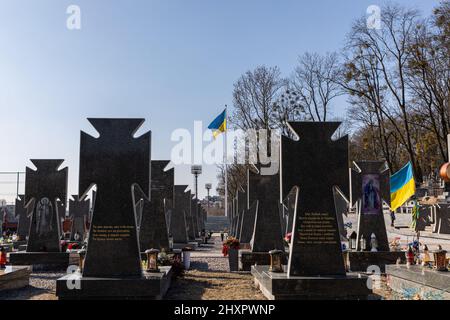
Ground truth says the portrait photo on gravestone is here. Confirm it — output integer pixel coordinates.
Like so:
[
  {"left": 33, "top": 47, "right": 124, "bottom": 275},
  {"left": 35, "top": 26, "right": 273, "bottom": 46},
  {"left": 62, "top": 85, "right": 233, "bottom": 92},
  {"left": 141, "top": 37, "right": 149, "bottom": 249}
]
[{"left": 0, "top": 0, "right": 449, "bottom": 315}]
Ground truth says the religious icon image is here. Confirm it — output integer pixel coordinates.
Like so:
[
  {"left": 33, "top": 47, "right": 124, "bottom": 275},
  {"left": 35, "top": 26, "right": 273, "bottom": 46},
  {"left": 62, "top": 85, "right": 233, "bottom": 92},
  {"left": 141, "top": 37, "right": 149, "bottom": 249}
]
[{"left": 362, "top": 174, "right": 381, "bottom": 215}]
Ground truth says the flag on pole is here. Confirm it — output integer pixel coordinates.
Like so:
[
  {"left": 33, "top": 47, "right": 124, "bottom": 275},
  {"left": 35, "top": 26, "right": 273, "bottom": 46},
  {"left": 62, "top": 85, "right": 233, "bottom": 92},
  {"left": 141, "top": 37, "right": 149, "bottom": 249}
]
[
  {"left": 390, "top": 161, "right": 416, "bottom": 211},
  {"left": 208, "top": 109, "right": 227, "bottom": 138}
]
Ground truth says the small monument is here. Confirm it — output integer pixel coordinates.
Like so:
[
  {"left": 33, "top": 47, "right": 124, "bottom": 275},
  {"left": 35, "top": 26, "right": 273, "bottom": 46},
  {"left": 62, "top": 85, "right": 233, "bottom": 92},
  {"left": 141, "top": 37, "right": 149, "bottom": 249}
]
[
  {"left": 348, "top": 161, "right": 404, "bottom": 272},
  {"left": 241, "top": 165, "right": 285, "bottom": 271},
  {"left": 68, "top": 195, "right": 90, "bottom": 242},
  {"left": 56, "top": 118, "right": 172, "bottom": 299},
  {"left": 171, "top": 185, "right": 189, "bottom": 244},
  {"left": 137, "top": 160, "right": 173, "bottom": 252},
  {"left": 252, "top": 122, "right": 372, "bottom": 300},
  {"left": 14, "top": 195, "right": 31, "bottom": 243},
  {"left": 9, "top": 160, "right": 71, "bottom": 270}
]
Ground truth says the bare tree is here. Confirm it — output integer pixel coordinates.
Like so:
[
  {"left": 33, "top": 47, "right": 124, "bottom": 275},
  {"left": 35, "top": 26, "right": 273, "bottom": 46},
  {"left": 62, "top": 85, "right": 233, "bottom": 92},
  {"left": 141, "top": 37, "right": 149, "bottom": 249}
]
[
  {"left": 291, "top": 52, "right": 342, "bottom": 122},
  {"left": 231, "top": 65, "right": 288, "bottom": 131},
  {"left": 340, "top": 4, "right": 424, "bottom": 179}
]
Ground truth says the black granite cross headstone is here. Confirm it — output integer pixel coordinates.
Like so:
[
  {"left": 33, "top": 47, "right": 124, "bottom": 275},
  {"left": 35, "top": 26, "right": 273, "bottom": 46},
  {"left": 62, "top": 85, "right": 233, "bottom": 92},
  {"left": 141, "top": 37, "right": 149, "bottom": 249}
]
[
  {"left": 184, "top": 190, "right": 195, "bottom": 241},
  {"left": 281, "top": 122, "right": 348, "bottom": 276},
  {"left": 14, "top": 195, "right": 31, "bottom": 241},
  {"left": 137, "top": 160, "right": 173, "bottom": 251},
  {"left": 68, "top": 195, "right": 90, "bottom": 241},
  {"left": 351, "top": 161, "right": 390, "bottom": 251},
  {"left": 172, "top": 185, "right": 189, "bottom": 243},
  {"left": 249, "top": 166, "right": 284, "bottom": 253},
  {"left": 79, "top": 119, "right": 150, "bottom": 278},
  {"left": 25, "top": 160, "right": 68, "bottom": 252}
]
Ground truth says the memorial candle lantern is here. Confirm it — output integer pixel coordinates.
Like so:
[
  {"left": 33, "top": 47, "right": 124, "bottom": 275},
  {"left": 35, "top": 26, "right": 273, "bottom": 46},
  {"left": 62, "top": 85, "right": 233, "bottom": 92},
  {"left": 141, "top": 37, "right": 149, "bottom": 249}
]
[
  {"left": 269, "top": 249, "right": 284, "bottom": 273},
  {"left": 145, "top": 249, "right": 160, "bottom": 272},
  {"left": 359, "top": 235, "right": 366, "bottom": 251},
  {"left": 349, "top": 231, "right": 357, "bottom": 250},
  {"left": 433, "top": 246, "right": 447, "bottom": 272},
  {"left": 172, "top": 249, "right": 182, "bottom": 263}
]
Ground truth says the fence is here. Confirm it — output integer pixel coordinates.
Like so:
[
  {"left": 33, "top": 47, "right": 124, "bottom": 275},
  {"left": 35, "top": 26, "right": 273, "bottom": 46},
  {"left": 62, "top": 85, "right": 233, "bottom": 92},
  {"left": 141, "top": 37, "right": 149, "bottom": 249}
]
[{"left": 0, "top": 172, "right": 25, "bottom": 205}]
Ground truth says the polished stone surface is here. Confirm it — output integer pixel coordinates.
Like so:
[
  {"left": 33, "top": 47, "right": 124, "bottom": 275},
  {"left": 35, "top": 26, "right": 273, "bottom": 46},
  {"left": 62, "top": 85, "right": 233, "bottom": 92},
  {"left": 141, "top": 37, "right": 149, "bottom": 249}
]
[
  {"left": 346, "top": 251, "right": 406, "bottom": 273},
  {"left": 252, "top": 265, "right": 373, "bottom": 300},
  {"left": 56, "top": 266, "right": 172, "bottom": 300},
  {"left": 9, "top": 252, "right": 74, "bottom": 271},
  {"left": 281, "top": 122, "right": 348, "bottom": 276},
  {"left": 386, "top": 264, "right": 450, "bottom": 299},
  {"left": 25, "top": 159, "right": 68, "bottom": 253},
  {"left": 239, "top": 201, "right": 257, "bottom": 244},
  {"left": 68, "top": 195, "right": 90, "bottom": 241},
  {"left": 351, "top": 161, "right": 390, "bottom": 251},
  {"left": 249, "top": 167, "right": 284, "bottom": 253},
  {"left": 171, "top": 185, "right": 189, "bottom": 243},
  {"left": 79, "top": 118, "right": 150, "bottom": 278},
  {"left": 138, "top": 160, "right": 173, "bottom": 251},
  {"left": 14, "top": 195, "right": 31, "bottom": 241}
]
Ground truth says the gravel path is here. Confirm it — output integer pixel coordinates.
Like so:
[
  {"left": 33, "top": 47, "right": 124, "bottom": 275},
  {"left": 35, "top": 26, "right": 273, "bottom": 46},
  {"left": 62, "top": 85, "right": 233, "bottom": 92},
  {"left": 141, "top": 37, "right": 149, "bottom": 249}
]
[{"left": 165, "top": 235, "right": 266, "bottom": 300}]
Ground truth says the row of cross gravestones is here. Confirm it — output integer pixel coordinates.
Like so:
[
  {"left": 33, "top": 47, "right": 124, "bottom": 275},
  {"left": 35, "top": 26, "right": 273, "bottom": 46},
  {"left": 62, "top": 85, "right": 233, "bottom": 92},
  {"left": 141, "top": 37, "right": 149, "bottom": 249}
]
[
  {"left": 227, "top": 122, "right": 417, "bottom": 277},
  {"left": 13, "top": 119, "right": 207, "bottom": 270}
]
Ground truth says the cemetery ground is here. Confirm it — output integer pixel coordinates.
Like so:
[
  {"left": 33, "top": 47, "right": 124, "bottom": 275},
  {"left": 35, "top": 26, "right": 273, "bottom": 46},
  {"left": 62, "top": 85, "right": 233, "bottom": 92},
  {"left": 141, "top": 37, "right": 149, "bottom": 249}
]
[{"left": 1, "top": 214, "right": 449, "bottom": 300}]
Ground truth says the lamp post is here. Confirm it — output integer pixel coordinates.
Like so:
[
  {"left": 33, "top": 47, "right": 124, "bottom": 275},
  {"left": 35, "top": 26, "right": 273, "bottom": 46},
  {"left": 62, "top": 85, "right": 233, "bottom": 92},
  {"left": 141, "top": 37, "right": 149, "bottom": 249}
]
[
  {"left": 191, "top": 165, "right": 202, "bottom": 201},
  {"left": 205, "top": 183, "right": 212, "bottom": 208}
]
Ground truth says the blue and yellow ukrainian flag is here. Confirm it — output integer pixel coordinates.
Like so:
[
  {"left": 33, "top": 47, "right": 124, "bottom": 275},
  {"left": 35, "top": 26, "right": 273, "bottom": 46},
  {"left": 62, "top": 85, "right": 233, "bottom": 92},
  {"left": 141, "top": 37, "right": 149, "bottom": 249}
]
[
  {"left": 390, "top": 161, "right": 416, "bottom": 211},
  {"left": 208, "top": 109, "right": 227, "bottom": 138}
]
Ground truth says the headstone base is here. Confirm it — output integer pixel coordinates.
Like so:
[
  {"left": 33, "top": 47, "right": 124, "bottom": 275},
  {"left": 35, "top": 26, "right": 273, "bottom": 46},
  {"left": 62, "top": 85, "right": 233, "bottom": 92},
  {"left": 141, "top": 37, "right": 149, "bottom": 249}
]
[
  {"left": 173, "top": 243, "right": 198, "bottom": 250},
  {"left": 240, "top": 251, "right": 287, "bottom": 272},
  {"left": 12, "top": 241, "right": 27, "bottom": 250},
  {"left": 0, "top": 244, "right": 14, "bottom": 253},
  {"left": 9, "top": 252, "right": 78, "bottom": 271},
  {"left": 56, "top": 266, "right": 172, "bottom": 300},
  {"left": 386, "top": 264, "right": 450, "bottom": 299},
  {"left": 251, "top": 265, "right": 374, "bottom": 300},
  {"left": 346, "top": 251, "right": 406, "bottom": 272},
  {"left": 0, "top": 266, "right": 31, "bottom": 291}
]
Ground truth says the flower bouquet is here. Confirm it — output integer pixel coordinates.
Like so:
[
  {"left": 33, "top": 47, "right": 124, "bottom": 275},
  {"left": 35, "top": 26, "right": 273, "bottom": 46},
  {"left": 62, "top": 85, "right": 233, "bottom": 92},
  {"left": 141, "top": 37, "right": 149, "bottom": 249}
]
[{"left": 222, "top": 237, "right": 240, "bottom": 257}]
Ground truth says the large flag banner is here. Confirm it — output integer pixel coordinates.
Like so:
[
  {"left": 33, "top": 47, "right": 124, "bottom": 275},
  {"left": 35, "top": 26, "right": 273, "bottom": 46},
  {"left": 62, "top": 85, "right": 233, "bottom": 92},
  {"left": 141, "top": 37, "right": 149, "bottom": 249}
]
[
  {"left": 390, "top": 161, "right": 415, "bottom": 211},
  {"left": 208, "top": 109, "right": 227, "bottom": 138}
]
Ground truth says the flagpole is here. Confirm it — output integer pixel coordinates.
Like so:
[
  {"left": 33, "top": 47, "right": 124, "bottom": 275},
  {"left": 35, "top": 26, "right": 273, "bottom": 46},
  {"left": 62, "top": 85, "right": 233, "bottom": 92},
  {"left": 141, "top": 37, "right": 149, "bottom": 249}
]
[{"left": 224, "top": 105, "right": 228, "bottom": 218}]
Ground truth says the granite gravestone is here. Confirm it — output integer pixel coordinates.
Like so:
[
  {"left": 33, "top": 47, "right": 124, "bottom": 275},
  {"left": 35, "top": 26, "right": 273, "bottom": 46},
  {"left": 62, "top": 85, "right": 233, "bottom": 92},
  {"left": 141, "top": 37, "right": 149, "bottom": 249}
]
[
  {"left": 351, "top": 161, "right": 390, "bottom": 251},
  {"left": 15, "top": 195, "right": 31, "bottom": 241},
  {"left": 25, "top": 160, "right": 68, "bottom": 252},
  {"left": 191, "top": 197, "right": 199, "bottom": 238},
  {"left": 333, "top": 187, "right": 349, "bottom": 240},
  {"left": 279, "top": 189, "right": 296, "bottom": 237},
  {"left": 165, "top": 198, "right": 173, "bottom": 235},
  {"left": 249, "top": 167, "right": 284, "bottom": 253},
  {"left": 171, "top": 185, "right": 189, "bottom": 243},
  {"left": 184, "top": 190, "right": 195, "bottom": 241},
  {"left": 68, "top": 195, "right": 90, "bottom": 242},
  {"left": 235, "top": 189, "right": 245, "bottom": 239},
  {"left": 240, "top": 202, "right": 257, "bottom": 244},
  {"left": 436, "top": 204, "right": 450, "bottom": 234},
  {"left": 79, "top": 118, "right": 150, "bottom": 278},
  {"left": 137, "top": 160, "right": 173, "bottom": 251},
  {"left": 415, "top": 205, "right": 432, "bottom": 231},
  {"left": 281, "top": 122, "right": 348, "bottom": 276},
  {"left": 236, "top": 187, "right": 247, "bottom": 239}
]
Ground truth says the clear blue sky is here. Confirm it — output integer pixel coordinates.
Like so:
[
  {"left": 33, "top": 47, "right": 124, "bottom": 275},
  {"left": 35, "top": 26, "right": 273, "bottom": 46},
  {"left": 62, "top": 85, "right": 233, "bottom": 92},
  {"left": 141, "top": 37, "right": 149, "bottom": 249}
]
[{"left": 0, "top": 0, "right": 438, "bottom": 203}]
